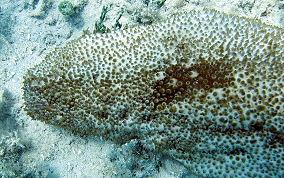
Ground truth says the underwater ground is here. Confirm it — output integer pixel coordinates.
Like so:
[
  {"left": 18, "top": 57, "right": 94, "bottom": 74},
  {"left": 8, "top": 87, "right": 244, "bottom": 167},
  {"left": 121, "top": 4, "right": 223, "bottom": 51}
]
[{"left": 0, "top": 0, "right": 283, "bottom": 177}]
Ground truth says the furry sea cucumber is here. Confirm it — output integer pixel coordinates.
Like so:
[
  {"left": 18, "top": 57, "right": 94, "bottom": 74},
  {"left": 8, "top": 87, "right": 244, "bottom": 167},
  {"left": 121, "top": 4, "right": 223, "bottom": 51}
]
[{"left": 23, "top": 9, "right": 284, "bottom": 177}]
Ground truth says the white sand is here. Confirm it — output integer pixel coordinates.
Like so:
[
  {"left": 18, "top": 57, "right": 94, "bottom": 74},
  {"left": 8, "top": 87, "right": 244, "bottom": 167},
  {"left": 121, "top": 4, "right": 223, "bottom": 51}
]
[{"left": 0, "top": 0, "right": 282, "bottom": 177}]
